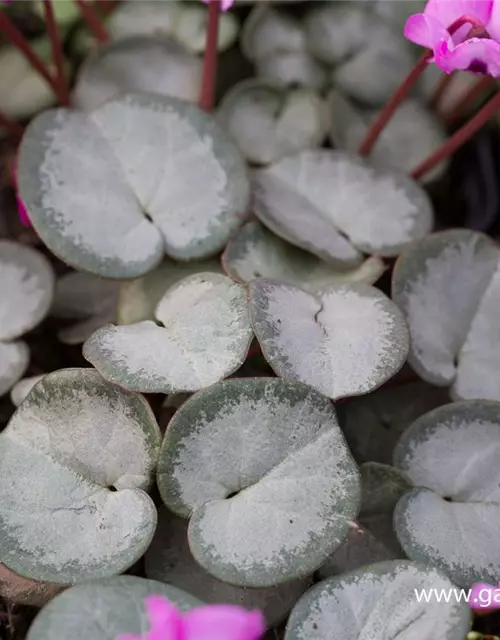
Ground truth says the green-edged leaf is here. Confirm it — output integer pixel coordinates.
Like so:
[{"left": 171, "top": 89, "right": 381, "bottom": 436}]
[
  {"left": 84, "top": 273, "right": 253, "bottom": 393},
  {"left": 9, "top": 375, "right": 45, "bottom": 407},
  {"left": 27, "top": 575, "right": 202, "bottom": 640},
  {"left": 222, "top": 220, "right": 385, "bottom": 291},
  {"left": 174, "top": 4, "right": 239, "bottom": 54},
  {"left": 108, "top": 1, "right": 182, "bottom": 40},
  {"left": 0, "top": 341, "right": 29, "bottom": 397},
  {"left": 393, "top": 400, "right": 500, "bottom": 587},
  {"left": 338, "top": 380, "right": 450, "bottom": 464},
  {"left": 328, "top": 93, "right": 448, "bottom": 183},
  {"left": 217, "top": 79, "right": 328, "bottom": 165},
  {"left": 73, "top": 36, "right": 202, "bottom": 112},
  {"left": 0, "top": 43, "right": 56, "bottom": 120},
  {"left": 145, "top": 506, "right": 311, "bottom": 625},
  {"left": 0, "top": 241, "right": 55, "bottom": 342},
  {"left": 304, "top": 4, "right": 415, "bottom": 106},
  {"left": 241, "top": 5, "right": 305, "bottom": 62},
  {"left": 52, "top": 271, "right": 120, "bottom": 345},
  {"left": 33, "top": 0, "right": 80, "bottom": 28},
  {"left": 117, "top": 258, "right": 223, "bottom": 325},
  {"left": 392, "top": 229, "right": 500, "bottom": 400},
  {"left": 157, "top": 377, "right": 361, "bottom": 587},
  {"left": 249, "top": 280, "right": 409, "bottom": 400},
  {"left": 252, "top": 150, "right": 433, "bottom": 268},
  {"left": 0, "top": 369, "right": 160, "bottom": 584},
  {"left": 18, "top": 93, "right": 249, "bottom": 278},
  {"left": 285, "top": 561, "right": 472, "bottom": 640}
]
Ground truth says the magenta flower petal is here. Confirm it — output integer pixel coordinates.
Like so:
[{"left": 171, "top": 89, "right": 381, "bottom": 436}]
[
  {"left": 404, "top": 12, "right": 453, "bottom": 48},
  {"left": 469, "top": 582, "right": 500, "bottom": 614},
  {"left": 184, "top": 605, "right": 266, "bottom": 640},
  {"left": 424, "top": 0, "right": 492, "bottom": 35},
  {"left": 444, "top": 36, "right": 500, "bottom": 74},
  {"left": 144, "top": 596, "right": 184, "bottom": 640}
]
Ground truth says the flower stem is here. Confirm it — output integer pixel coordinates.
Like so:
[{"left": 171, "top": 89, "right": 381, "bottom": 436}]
[
  {"left": 74, "top": 0, "right": 109, "bottom": 44},
  {"left": 42, "top": 0, "right": 70, "bottom": 106},
  {"left": 358, "top": 51, "right": 431, "bottom": 157},
  {"left": 358, "top": 15, "right": 483, "bottom": 157},
  {"left": 442, "top": 75, "right": 494, "bottom": 126},
  {"left": 411, "top": 91, "right": 500, "bottom": 180},
  {"left": 199, "top": 0, "right": 221, "bottom": 112},
  {"left": 0, "top": 111, "right": 23, "bottom": 139},
  {"left": 0, "top": 10, "right": 58, "bottom": 95},
  {"left": 428, "top": 72, "right": 456, "bottom": 110}
]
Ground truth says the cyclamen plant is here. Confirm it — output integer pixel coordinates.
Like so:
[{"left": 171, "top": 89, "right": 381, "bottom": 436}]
[{"left": 1, "top": 0, "right": 500, "bottom": 639}]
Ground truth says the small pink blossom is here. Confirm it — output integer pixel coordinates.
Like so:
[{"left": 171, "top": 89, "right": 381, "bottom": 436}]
[
  {"left": 201, "top": 0, "right": 234, "bottom": 11},
  {"left": 117, "top": 595, "right": 266, "bottom": 640},
  {"left": 404, "top": 0, "right": 500, "bottom": 76},
  {"left": 469, "top": 582, "right": 500, "bottom": 615}
]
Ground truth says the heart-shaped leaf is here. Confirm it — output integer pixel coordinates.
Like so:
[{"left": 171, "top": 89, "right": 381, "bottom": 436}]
[
  {"left": 157, "top": 377, "right": 361, "bottom": 587},
  {"left": 10, "top": 374, "right": 45, "bottom": 407},
  {"left": 392, "top": 229, "right": 500, "bottom": 401},
  {"left": 393, "top": 400, "right": 500, "bottom": 587},
  {"left": 249, "top": 280, "right": 409, "bottom": 400},
  {"left": 338, "top": 380, "right": 450, "bottom": 464},
  {"left": 285, "top": 561, "right": 472, "bottom": 640},
  {"left": 73, "top": 36, "right": 202, "bottom": 112},
  {"left": 27, "top": 575, "right": 202, "bottom": 640},
  {"left": 0, "top": 241, "right": 55, "bottom": 342},
  {"left": 0, "top": 368, "right": 160, "bottom": 584},
  {"left": 52, "top": 271, "right": 120, "bottom": 345},
  {"left": 328, "top": 92, "right": 448, "bottom": 183},
  {"left": 0, "top": 41, "right": 57, "bottom": 120},
  {"left": 217, "top": 79, "right": 328, "bottom": 166},
  {"left": 252, "top": 150, "right": 433, "bottom": 268},
  {"left": 303, "top": 4, "right": 415, "bottom": 106},
  {"left": 241, "top": 5, "right": 305, "bottom": 62},
  {"left": 108, "top": 0, "right": 182, "bottom": 41},
  {"left": 18, "top": 92, "right": 249, "bottom": 278},
  {"left": 84, "top": 273, "right": 253, "bottom": 394},
  {"left": 145, "top": 506, "right": 311, "bottom": 625},
  {"left": 223, "top": 220, "right": 385, "bottom": 291},
  {"left": 117, "top": 258, "right": 223, "bottom": 325}
]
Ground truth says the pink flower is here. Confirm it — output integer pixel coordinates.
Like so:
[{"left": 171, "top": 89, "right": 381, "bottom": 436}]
[
  {"left": 469, "top": 582, "right": 500, "bottom": 615},
  {"left": 201, "top": 0, "right": 234, "bottom": 11},
  {"left": 404, "top": 0, "right": 500, "bottom": 76},
  {"left": 116, "top": 595, "right": 266, "bottom": 640}
]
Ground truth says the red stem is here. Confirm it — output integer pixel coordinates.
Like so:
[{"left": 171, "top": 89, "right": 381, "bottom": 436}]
[
  {"left": 358, "top": 15, "right": 483, "bottom": 157},
  {"left": 428, "top": 72, "right": 456, "bottom": 110},
  {"left": 442, "top": 75, "right": 494, "bottom": 126},
  {"left": 42, "top": 0, "right": 70, "bottom": 106},
  {"left": 74, "top": 0, "right": 109, "bottom": 44},
  {"left": 199, "top": 0, "right": 221, "bottom": 112},
  {"left": 411, "top": 91, "right": 500, "bottom": 180},
  {"left": 0, "top": 111, "right": 23, "bottom": 138},
  {"left": 358, "top": 51, "right": 431, "bottom": 157},
  {"left": 0, "top": 10, "right": 59, "bottom": 95}
]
